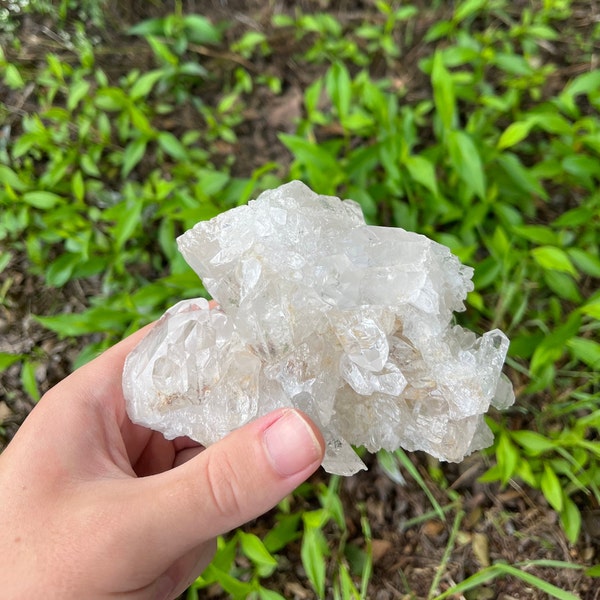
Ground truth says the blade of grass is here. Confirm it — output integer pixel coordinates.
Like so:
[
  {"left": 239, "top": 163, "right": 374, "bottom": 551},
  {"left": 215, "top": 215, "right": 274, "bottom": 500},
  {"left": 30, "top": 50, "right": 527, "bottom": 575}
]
[
  {"left": 500, "top": 564, "right": 580, "bottom": 600},
  {"left": 433, "top": 565, "right": 501, "bottom": 599},
  {"left": 394, "top": 448, "right": 446, "bottom": 520},
  {"left": 400, "top": 502, "right": 459, "bottom": 530},
  {"left": 428, "top": 509, "right": 465, "bottom": 599},
  {"left": 358, "top": 503, "right": 373, "bottom": 600},
  {"left": 434, "top": 562, "right": 582, "bottom": 600}
]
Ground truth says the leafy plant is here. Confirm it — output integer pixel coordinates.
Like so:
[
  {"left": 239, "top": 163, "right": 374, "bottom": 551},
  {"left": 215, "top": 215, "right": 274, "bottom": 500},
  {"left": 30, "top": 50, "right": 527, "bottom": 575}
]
[
  {"left": 272, "top": 1, "right": 600, "bottom": 548},
  {"left": 2, "top": 0, "right": 600, "bottom": 596},
  {"left": 190, "top": 477, "right": 372, "bottom": 599}
]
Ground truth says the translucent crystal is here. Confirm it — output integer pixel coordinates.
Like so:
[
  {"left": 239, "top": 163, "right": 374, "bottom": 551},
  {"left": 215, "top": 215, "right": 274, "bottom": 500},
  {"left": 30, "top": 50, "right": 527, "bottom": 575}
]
[{"left": 123, "top": 181, "right": 514, "bottom": 475}]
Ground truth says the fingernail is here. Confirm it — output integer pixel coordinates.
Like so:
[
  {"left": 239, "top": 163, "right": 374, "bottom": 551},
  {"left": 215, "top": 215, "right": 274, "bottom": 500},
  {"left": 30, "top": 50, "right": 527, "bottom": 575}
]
[{"left": 264, "top": 410, "right": 323, "bottom": 477}]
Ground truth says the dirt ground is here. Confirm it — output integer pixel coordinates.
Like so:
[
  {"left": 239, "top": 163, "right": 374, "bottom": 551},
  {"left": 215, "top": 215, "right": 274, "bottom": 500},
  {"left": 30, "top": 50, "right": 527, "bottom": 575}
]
[{"left": 1, "top": 1, "right": 600, "bottom": 598}]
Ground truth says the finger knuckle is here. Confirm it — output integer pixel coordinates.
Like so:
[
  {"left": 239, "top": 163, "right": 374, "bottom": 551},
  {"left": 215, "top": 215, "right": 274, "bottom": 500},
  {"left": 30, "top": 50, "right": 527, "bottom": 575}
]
[{"left": 203, "top": 450, "right": 243, "bottom": 521}]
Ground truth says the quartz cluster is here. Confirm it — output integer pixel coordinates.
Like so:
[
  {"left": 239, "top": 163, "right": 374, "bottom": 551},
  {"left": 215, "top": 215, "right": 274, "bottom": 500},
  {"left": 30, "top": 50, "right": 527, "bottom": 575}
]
[{"left": 123, "top": 181, "right": 514, "bottom": 475}]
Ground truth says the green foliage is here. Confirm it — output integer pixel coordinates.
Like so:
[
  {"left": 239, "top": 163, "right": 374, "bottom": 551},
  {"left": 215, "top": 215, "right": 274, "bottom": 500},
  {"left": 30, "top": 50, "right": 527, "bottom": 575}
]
[
  {"left": 272, "top": 2, "right": 600, "bottom": 551},
  {"left": 0, "top": 16, "right": 276, "bottom": 365},
  {"left": 2, "top": 0, "right": 600, "bottom": 595},
  {"left": 0, "top": 0, "right": 108, "bottom": 32},
  {"left": 435, "top": 560, "right": 585, "bottom": 600},
  {"left": 189, "top": 478, "right": 370, "bottom": 599}
]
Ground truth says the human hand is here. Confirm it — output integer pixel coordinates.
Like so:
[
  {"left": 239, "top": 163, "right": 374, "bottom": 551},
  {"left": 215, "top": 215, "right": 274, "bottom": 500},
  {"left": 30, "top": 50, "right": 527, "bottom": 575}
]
[{"left": 0, "top": 325, "right": 325, "bottom": 599}]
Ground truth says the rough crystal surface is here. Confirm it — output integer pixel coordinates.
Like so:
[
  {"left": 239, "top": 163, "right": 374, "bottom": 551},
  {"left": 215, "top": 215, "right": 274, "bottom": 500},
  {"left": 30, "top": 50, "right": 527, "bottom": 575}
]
[{"left": 123, "top": 181, "right": 514, "bottom": 475}]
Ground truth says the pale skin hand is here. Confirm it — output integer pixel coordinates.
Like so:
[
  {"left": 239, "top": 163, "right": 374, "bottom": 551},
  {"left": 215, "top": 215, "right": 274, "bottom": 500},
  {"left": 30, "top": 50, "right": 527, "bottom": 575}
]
[{"left": 0, "top": 325, "right": 325, "bottom": 599}]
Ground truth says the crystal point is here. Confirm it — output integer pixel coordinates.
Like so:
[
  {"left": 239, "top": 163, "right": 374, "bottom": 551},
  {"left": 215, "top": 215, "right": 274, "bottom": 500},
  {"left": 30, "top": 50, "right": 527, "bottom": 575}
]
[{"left": 123, "top": 181, "right": 514, "bottom": 475}]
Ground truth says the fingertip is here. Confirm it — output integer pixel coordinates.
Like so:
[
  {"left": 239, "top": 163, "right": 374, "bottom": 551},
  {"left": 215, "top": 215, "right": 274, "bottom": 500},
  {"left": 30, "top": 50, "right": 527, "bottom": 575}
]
[
  {"left": 263, "top": 409, "right": 325, "bottom": 478},
  {"left": 141, "top": 409, "right": 326, "bottom": 552}
]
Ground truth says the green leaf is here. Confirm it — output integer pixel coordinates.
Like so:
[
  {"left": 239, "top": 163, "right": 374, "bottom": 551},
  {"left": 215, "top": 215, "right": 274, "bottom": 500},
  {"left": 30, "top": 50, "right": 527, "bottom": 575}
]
[
  {"left": 301, "top": 527, "right": 328, "bottom": 599},
  {"left": 35, "top": 306, "right": 133, "bottom": 337},
  {"left": 394, "top": 448, "right": 445, "bottom": 519},
  {"left": 560, "top": 496, "right": 582, "bottom": 544},
  {"left": 586, "top": 564, "right": 600, "bottom": 577},
  {"left": 473, "top": 257, "right": 502, "bottom": 289},
  {"left": 67, "top": 79, "right": 91, "bottom": 111},
  {"left": 71, "top": 170, "right": 85, "bottom": 203},
  {"left": 497, "top": 120, "right": 533, "bottom": 149},
  {"left": 342, "top": 110, "right": 374, "bottom": 132},
  {"left": 0, "top": 251, "right": 11, "bottom": 274},
  {"left": 94, "top": 88, "right": 128, "bottom": 111},
  {"left": 534, "top": 112, "right": 572, "bottom": 135},
  {"left": 497, "top": 433, "right": 519, "bottom": 485},
  {"left": 434, "top": 565, "right": 498, "bottom": 599},
  {"left": 511, "top": 431, "right": 556, "bottom": 455},
  {"left": 562, "top": 155, "right": 600, "bottom": 184},
  {"left": 21, "top": 360, "right": 41, "bottom": 402},
  {"left": 543, "top": 271, "right": 582, "bottom": 303},
  {"left": 338, "top": 563, "right": 361, "bottom": 599},
  {"left": 81, "top": 153, "right": 101, "bottom": 177},
  {"left": 0, "top": 165, "right": 28, "bottom": 191},
  {"left": 530, "top": 312, "right": 581, "bottom": 375},
  {"left": 326, "top": 61, "right": 352, "bottom": 120},
  {"left": 567, "top": 337, "right": 600, "bottom": 369},
  {"left": 259, "top": 587, "right": 286, "bottom": 600},
  {"left": 232, "top": 31, "right": 268, "bottom": 56},
  {"left": 210, "top": 535, "right": 238, "bottom": 573},
  {"left": 559, "top": 70, "right": 600, "bottom": 114},
  {"left": 377, "top": 449, "right": 405, "bottom": 485},
  {"left": 184, "top": 14, "right": 221, "bottom": 45},
  {"left": 516, "top": 459, "right": 537, "bottom": 487},
  {"left": 279, "top": 134, "right": 344, "bottom": 194},
  {"left": 46, "top": 253, "right": 80, "bottom": 287},
  {"left": 129, "top": 105, "right": 153, "bottom": 135},
  {"left": 22, "top": 191, "right": 63, "bottom": 209},
  {"left": 581, "top": 298, "right": 600, "bottom": 320},
  {"left": 121, "top": 138, "right": 148, "bottom": 177},
  {"left": 568, "top": 248, "right": 600, "bottom": 278},
  {"left": 158, "top": 132, "right": 188, "bottom": 161},
  {"left": 496, "top": 152, "right": 547, "bottom": 200},
  {"left": 303, "top": 508, "right": 329, "bottom": 529},
  {"left": 130, "top": 69, "right": 165, "bottom": 100},
  {"left": 404, "top": 155, "right": 439, "bottom": 196},
  {"left": 425, "top": 20, "right": 454, "bottom": 42},
  {"left": 528, "top": 24, "right": 559, "bottom": 40},
  {"left": 431, "top": 50, "right": 455, "bottom": 131},
  {"left": 263, "top": 513, "right": 302, "bottom": 553},
  {"left": 454, "top": 0, "right": 487, "bottom": 22},
  {"left": 501, "top": 564, "right": 580, "bottom": 600},
  {"left": 512, "top": 225, "right": 557, "bottom": 245},
  {"left": 437, "top": 563, "right": 581, "bottom": 600},
  {"left": 304, "top": 78, "right": 324, "bottom": 116},
  {"left": 127, "top": 17, "right": 165, "bottom": 37},
  {"left": 110, "top": 201, "right": 143, "bottom": 250},
  {"left": 238, "top": 532, "right": 278, "bottom": 571},
  {"left": 146, "top": 35, "right": 178, "bottom": 66},
  {"left": 0, "top": 352, "right": 24, "bottom": 370},
  {"left": 4, "top": 63, "right": 25, "bottom": 89},
  {"left": 531, "top": 246, "right": 577, "bottom": 276},
  {"left": 494, "top": 53, "right": 532, "bottom": 76},
  {"left": 447, "top": 130, "right": 486, "bottom": 199},
  {"left": 540, "top": 464, "right": 564, "bottom": 512},
  {"left": 554, "top": 206, "right": 594, "bottom": 227},
  {"left": 199, "top": 563, "right": 254, "bottom": 596}
]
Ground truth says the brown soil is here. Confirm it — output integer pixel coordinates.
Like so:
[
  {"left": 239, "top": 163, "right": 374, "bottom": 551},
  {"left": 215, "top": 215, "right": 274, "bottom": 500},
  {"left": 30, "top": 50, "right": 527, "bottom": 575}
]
[{"left": 1, "top": 1, "right": 600, "bottom": 598}]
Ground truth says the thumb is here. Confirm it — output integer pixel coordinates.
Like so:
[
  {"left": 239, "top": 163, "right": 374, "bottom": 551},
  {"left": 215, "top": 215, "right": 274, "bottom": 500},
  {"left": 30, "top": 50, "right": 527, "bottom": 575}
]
[{"left": 140, "top": 409, "right": 324, "bottom": 556}]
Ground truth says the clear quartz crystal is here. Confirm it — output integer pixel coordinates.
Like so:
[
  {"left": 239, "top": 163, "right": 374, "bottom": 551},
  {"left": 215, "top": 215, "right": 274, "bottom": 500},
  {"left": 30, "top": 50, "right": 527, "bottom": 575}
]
[{"left": 123, "top": 181, "right": 515, "bottom": 475}]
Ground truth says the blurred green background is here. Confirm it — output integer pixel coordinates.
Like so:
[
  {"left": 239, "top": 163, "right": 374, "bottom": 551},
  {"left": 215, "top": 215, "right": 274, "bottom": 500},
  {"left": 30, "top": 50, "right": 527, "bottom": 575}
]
[{"left": 1, "top": 1, "right": 599, "bottom": 597}]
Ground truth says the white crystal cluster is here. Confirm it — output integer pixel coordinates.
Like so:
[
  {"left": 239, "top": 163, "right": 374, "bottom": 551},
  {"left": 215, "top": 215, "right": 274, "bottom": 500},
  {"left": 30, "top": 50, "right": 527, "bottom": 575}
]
[{"left": 123, "top": 181, "right": 514, "bottom": 475}]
